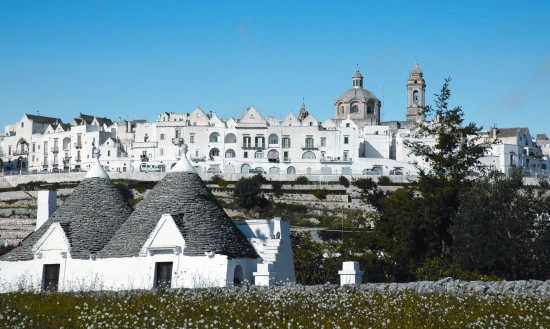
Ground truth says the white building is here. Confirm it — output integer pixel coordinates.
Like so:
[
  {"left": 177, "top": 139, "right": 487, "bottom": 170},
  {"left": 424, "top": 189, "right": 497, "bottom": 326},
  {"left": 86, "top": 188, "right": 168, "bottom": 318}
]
[
  {"left": 0, "top": 152, "right": 295, "bottom": 292},
  {"left": 3, "top": 63, "right": 545, "bottom": 180}
]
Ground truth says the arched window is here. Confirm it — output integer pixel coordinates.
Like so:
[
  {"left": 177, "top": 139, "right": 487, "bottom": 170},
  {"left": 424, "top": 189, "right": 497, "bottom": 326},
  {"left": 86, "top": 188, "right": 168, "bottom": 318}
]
[
  {"left": 413, "top": 90, "right": 419, "bottom": 103},
  {"left": 255, "top": 150, "right": 264, "bottom": 159},
  {"left": 209, "top": 132, "right": 220, "bottom": 143},
  {"left": 268, "top": 133, "right": 278, "bottom": 145},
  {"left": 224, "top": 133, "right": 237, "bottom": 143},
  {"left": 268, "top": 149, "right": 279, "bottom": 162},
  {"left": 225, "top": 149, "right": 236, "bottom": 158},
  {"left": 351, "top": 105, "right": 359, "bottom": 113},
  {"left": 241, "top": 164, "right": 250, "bottom": 174},
  {"left": 301, "top": 151, "right": 316, "bottom": 159},
  {"left": 287, "top": 166, "right": 296, "bottom": 175}
]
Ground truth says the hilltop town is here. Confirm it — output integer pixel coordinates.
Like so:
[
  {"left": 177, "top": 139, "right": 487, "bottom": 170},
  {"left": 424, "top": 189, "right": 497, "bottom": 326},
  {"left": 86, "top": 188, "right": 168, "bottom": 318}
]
[{"left": 2, "top": 62, "right": 549, "bottom": 181}]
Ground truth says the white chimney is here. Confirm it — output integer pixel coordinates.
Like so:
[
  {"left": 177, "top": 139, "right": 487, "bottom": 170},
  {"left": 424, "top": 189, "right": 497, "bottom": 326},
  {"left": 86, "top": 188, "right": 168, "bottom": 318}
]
[{"left": 36, "top": 190, "right": 57, "bottom": 230}]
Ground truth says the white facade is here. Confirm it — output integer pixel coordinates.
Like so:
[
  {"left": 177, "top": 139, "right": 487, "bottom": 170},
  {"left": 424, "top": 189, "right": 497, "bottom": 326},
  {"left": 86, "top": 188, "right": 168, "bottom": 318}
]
[{"left": 2, "top": 64, "right": 548, "bottom": 180}]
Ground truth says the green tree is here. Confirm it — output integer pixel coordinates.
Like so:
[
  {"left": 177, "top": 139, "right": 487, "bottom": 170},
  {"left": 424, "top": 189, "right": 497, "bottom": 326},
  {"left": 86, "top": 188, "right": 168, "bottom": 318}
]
[
  {"left": 451, "top": 170, "right": 550, "bottom": 280},
  {"left": 403, "top": 77, "right": 492, "bottom": 260},
  {"left": 291, "top": 232, "right": 342, "bottom": 284},
  {"left": 233, "top": 174, "right": 268, "bottom": 209},
  {"left": 371, "top": 78, "right": 493, "bottom": 281},
  {"left": 374, "top": 188, "right": 424, "bottom": 281}
]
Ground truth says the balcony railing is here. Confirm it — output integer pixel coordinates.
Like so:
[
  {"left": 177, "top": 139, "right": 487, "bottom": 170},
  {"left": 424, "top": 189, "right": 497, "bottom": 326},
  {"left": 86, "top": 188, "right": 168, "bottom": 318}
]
[
  {"left": 320, "top": 156, "right": 352, "bottom": 164},
  {"left": 190, "top": 156, "right": 206, "bottom": 162},
  {"left": 301, "top": 145, "right": 318, "bottom": 150},
  {"left": 172, "top": 137, "right": 184, "bottom": 145},
  {"left": 242, "top": 144, "right": 265, "bottom": 150}
]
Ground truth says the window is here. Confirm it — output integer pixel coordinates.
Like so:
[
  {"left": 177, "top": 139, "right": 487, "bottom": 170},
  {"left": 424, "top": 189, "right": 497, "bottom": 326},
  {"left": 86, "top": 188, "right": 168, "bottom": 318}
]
[
  {"left": 159, "top": 148, "right": 164, "bottom": 156},
  {"left": 283, "top": 151, "right": 289, "bottom": 161},
  {"left": 344, "top": 136, "right": 349, "bottom": 144},
  {"left": 154, "top": 262, "right": 173, "bottom": 289},
  {"left": 413, "top": 90, "right": 419, "bottom": 103},
  {"left": 243, "top": 136, "right": 251, "bottom": 148},
  {"left": 209, "top": 132, "right": 219, "bottom": 143},
  {"left": 305, "top": 136, "right": 314, "bottom": 149},
  {"left": 255, "top": 150, "right": 264, "bottom": 159},
  {"left": 268, "top": 149, "right": 279, "bottom": 162},
  {"left": 367, "top": 103, "right": 374, "bottom": 114},
  {"left": 282, "top": 136, "right": 291, "bottom": 148},
  {"left": 351, "top": 105, "right": 358, "bottom": 113},
  {"left": 320, "top": 137, "right": 326, "bottom": 147},
  {"left": 209, "top": 148, "right": 220, "bottom": 159},
  {"left": 42, "top": 264, "right": 60, "bottom": 292},
  {"left": 160, "top": 134, "right": 165, "bottom": 140},
  {"left": 175, "top": 130, "right": 181, "bottom": 138},
  {"left": 107, "top": 150, "right": 111, "bottom": 157},
  {"left": 302, "top": 151, "right": 316, "bottom": 159},
  {"left": 225, "top": 149, "right": 236, "bottom": 158},
  {"left": 346, "top": 123, "right": 350, "bottom": 128},
  {"left": 244, "top": 151, "right": 248, "bottom": 158},
  {"left": 224, "top": 133, "right": 237, "bottom": 143},
  {"left": 254, "top": 136, "right": 265, "bottom": 149},
  {"left": 189, "top": 134, "right": 195, "bottom": 144},
  {"left": 268, "top": 133, "right": 279, "bottom": 145}
]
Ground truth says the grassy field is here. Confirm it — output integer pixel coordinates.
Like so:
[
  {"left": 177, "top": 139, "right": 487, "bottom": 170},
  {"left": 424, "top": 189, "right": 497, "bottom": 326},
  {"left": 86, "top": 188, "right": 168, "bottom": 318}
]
[{"left": 1, "top": 284, "right": 549, "bottom": 329}]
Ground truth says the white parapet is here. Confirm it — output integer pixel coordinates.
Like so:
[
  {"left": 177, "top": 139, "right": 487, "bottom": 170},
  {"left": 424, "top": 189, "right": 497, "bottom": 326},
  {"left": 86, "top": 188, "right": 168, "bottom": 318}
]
[
  {"left": 338, "top": 261, "right": 364, "bottom": 286},
  {"left": 254, "top": 263, "right": 276, "bottom": 286}
]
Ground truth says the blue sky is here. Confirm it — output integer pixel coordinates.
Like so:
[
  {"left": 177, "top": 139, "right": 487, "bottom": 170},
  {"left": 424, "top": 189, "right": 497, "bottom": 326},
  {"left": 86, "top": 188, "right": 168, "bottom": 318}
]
[{"left": 1, "top": 1, "right": 549, "bottom": 135}]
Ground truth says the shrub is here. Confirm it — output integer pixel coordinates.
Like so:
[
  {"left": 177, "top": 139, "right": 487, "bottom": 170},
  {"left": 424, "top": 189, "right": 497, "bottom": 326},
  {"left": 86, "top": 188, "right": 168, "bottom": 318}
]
[
  {"left": 313, "top": 188, "right": 328, "bottom": 200},
  {"left": 271, "top": 181, "right": 283, "bottom": 197},
  {"left": 295, "top": 176, "right": 310, "bottom": 185},
  {"left": 377, "top": 176, "right": 391, "bottom": 186},
  {"left": 338, "top": 176, "right": 350, "bottom": 188},
  {"left": 210, "top": 175, "right": 228, "bottom": 187}
]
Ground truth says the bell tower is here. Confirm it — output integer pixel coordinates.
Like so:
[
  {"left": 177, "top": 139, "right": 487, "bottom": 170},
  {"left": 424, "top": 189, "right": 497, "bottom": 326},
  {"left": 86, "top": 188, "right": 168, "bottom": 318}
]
[{"left": 406, "top": 61, "right": 426, "bottom": 122}]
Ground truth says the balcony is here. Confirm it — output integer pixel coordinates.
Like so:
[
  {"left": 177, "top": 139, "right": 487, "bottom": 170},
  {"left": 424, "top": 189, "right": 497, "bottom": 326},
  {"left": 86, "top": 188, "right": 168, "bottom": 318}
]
[
  {"left": 190, "top": 156, "right": 206, "bottom": 162},
  {"left": 132, "top": 141, "right": 159, "bottom": 148},
  {"left": 242, "top": 144, "right": 265, "bottom": 150},
  {"left": 301, "top": 145, "right": 318, "bottom": 150},
  {"left": 172, "top": 137, "right": 184, "bottom": 145},
  {"left": 13, "top": 150, "right": 28, "bottom": 156},
  {"left": 320, "top": 156, "right": 352, "bottom": 164}
]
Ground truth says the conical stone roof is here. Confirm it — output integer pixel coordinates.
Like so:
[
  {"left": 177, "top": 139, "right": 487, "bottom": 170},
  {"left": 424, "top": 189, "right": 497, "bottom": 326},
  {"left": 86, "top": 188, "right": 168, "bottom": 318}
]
[
  {"left": 101, "top": 169, "right": 259, "bottom": 259},
  {"left": 0, "top": 177, "right": 134, "bottom": 261}
]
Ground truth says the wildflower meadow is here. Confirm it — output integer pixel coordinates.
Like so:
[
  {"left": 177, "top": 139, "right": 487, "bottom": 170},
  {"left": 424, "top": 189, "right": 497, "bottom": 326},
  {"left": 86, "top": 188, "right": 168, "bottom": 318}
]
[{"left": 1, "top": 281, "right": 549, "bottom": 328}]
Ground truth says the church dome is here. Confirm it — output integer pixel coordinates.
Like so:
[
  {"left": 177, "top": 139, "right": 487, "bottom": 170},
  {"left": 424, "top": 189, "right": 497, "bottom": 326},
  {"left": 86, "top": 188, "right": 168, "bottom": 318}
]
[
  {"left": 336, "top": 87, "right": 379, "bottom": 103},
  {"left": 336, "top": 68, "right": 380, "bottom": 104}
]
